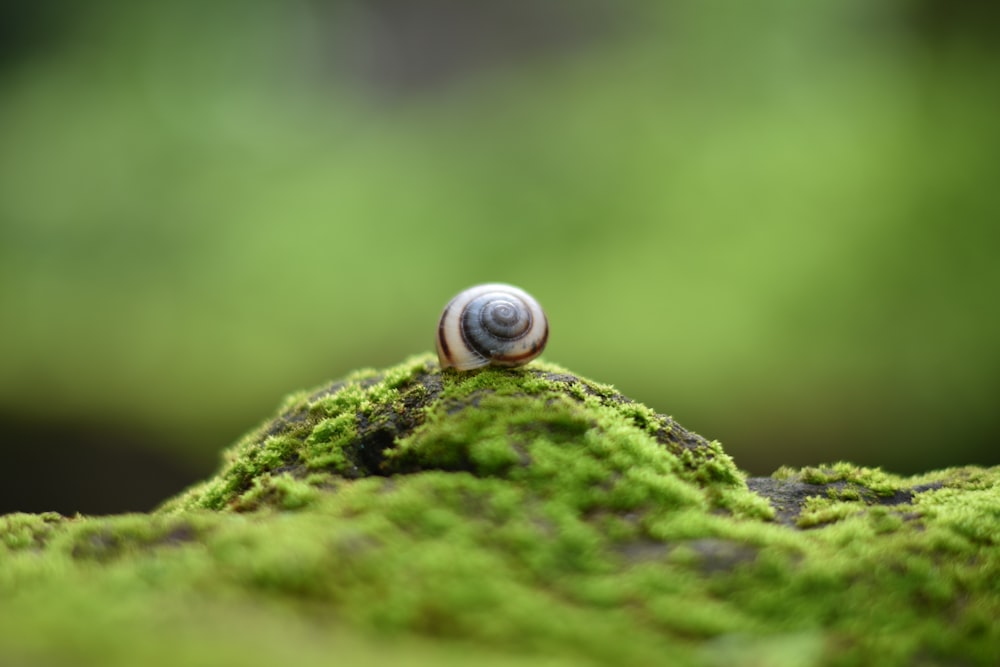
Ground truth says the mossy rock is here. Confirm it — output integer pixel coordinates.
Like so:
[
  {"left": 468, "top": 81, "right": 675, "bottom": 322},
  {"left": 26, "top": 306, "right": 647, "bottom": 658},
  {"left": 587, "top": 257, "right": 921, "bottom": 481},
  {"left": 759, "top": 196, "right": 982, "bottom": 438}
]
[{"left": 2, "top": 355, "right": 998, "bottom": 667}]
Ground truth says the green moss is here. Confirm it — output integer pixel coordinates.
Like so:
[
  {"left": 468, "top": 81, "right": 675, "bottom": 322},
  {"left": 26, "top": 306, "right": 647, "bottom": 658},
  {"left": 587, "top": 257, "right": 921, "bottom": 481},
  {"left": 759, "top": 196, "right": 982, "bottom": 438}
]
[
  {"left": 796, "top": 497, "right": 861, "bottom": 528},
  {"left": 3, "top": 355, "right": 999, "bottom": 666}
]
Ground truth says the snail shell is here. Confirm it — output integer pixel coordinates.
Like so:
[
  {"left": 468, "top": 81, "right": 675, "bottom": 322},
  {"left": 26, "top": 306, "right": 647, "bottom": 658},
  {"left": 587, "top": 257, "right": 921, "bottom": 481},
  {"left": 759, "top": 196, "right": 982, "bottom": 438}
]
[{"left": 436, "top": 283, "right": 549, "bottom": 371}]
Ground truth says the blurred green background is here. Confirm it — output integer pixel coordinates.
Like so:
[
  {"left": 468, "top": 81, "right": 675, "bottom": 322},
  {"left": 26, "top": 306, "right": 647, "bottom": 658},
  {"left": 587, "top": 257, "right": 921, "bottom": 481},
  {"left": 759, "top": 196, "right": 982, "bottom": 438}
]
[{"left": 1, "top": 0, "right": 998, "bottom": 514}]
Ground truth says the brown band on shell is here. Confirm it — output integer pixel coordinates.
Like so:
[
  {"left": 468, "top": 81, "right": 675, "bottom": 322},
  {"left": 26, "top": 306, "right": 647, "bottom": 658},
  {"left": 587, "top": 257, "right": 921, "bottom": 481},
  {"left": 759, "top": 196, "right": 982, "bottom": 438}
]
[
  {"left": 437, "top": 304, "right": 453, "bottom": 365},
  {"left": 493, "top": 320, "right": 548, "bottom": 363}
]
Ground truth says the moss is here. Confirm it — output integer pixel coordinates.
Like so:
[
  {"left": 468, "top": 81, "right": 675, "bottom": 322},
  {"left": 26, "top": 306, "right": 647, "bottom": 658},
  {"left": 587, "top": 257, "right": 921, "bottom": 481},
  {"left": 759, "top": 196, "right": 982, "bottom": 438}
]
[
  {"left": 2, "top": 354, "right": 999, "bottom": 666},
  {"left": 795, "top": 497, "right": 861, "bottom": 528}
]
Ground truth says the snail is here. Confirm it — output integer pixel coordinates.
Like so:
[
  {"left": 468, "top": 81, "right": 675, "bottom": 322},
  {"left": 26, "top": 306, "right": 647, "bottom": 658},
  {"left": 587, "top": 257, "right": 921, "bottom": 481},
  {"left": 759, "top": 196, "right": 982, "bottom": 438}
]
[{"left": 436, "top": 283, "right": 549, "bottom": 370}]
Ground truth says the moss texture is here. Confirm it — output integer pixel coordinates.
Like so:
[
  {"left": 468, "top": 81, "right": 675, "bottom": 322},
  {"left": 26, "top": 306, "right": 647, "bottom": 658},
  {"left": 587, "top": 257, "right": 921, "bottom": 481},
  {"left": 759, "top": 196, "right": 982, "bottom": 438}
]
[{"left": 2, "top": 354, "right": 999, "bottom": 666}]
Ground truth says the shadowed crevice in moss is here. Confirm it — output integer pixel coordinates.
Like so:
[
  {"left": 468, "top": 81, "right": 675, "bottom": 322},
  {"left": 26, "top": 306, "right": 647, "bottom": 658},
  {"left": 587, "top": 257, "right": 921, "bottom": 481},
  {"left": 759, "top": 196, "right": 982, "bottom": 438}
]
[{"left": 349, "top": 370, "right": 446, "bottom": 476}]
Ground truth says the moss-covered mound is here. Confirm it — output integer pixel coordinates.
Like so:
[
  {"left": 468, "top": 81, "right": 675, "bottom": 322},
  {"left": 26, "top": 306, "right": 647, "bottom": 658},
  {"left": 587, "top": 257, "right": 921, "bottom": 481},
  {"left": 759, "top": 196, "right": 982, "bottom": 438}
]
[{"left": 2, "top": 355, "right": 998, "bottom": 667}]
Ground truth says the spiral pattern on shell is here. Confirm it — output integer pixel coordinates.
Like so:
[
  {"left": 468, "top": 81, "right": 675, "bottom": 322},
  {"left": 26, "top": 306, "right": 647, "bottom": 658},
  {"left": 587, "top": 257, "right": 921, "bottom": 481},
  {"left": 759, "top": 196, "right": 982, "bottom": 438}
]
[{"left": 436, "top": 284, "right": 549, "bottom": 371}]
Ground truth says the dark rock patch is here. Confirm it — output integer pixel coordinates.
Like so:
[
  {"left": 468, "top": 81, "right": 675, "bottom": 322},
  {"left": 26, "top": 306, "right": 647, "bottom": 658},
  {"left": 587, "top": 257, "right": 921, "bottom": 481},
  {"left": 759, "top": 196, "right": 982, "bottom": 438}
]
[
  {"left": 686, "top": 538, "right": 759, "bottom": 573},
  {"left": 747, "top": 477, "right": 946, "bottom": 527},
  {"left": 71, "top": 521, "right": 199, "bottom": 561},
  {"left": 615, "top": 537, "right": 758, "bottom": 573}
]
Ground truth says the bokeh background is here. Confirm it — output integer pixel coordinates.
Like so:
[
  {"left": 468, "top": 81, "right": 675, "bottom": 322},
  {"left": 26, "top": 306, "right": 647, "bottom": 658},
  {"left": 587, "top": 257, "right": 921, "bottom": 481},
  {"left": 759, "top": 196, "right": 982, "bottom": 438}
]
[{"left": 2, "top": 0, "right": 998, "bottom": 515}]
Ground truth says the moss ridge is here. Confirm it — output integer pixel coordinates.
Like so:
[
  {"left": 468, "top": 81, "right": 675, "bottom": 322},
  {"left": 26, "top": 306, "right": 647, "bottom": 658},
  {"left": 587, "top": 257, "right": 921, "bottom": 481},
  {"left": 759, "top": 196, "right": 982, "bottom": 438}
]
[{"left": 161, "top": 354, "right": 757, "bottom": 517}]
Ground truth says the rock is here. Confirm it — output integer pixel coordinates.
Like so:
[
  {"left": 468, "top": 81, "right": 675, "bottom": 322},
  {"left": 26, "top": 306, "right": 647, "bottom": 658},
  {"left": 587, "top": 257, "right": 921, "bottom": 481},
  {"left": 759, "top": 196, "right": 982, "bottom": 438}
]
[{"left": 1, "top": 354, "right": 998, "bottom": 667}]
